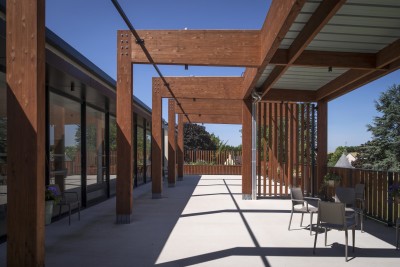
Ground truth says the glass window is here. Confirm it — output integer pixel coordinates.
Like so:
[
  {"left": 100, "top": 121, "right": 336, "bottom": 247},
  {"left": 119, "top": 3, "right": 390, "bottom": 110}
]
[
  {"left": 86, "top": 106, "right": 106, "bottom": 202},
  {"left": 109, "top": 115, "right": 116, "bottom": 195},
  {"left": 146, "top": 121, "right": 151, "bottom": 181},
  {"left": 136, "top": 116, "right": 145, "bottom": 186},
  {"left": 0, "top": 72, "right": 6, "bottom": 237},
  {"left": 49, "top": 92, "right": 81, "bottom": 216}
]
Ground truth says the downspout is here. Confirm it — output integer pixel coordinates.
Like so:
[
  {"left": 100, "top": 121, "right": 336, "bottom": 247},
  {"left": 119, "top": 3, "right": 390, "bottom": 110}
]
[{"left": 251, "top": 91, "right": 261, "bottom": 200}]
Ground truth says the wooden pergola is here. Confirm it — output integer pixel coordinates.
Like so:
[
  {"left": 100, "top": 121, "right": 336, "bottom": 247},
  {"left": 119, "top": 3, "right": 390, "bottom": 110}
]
[{"left": 5, "top": 0, "right": 400, "bottom": 265}]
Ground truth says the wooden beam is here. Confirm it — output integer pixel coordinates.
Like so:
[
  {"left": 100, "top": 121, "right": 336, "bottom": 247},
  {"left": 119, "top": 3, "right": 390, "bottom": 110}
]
[
  {"left": 152, "top": 86, "right": 163, "bottom": 198},
  {"left": 272, "top": 49, "right": 379, "bottom": 70},
  {"left": 260, "top": 0, "right": 346, "bottom": 98},
  {"left": 242, "top": 99, "right": 252, "bottom": 197},
  {"left": 324, "top": 58, "right": 400, "bottom": 101},
  {"left": 183, "top": 114, "right": 242, "bottom": 124},
  {"left": 6, "top": 0, "right": 45, "bottom": 265},
  {"left": 262, "top": 89, "right": 316, "bottom": 102},
  {"left": 317, "top": 40, "right": 400, "bottom": 101},
  {"left": 129, "top": 30, "right": 260, "bottom": 67},
  {"left": 116, "top": 31, "right": 133, "bottom": 223},
  {"left": 242, "top": 0, "right": 306, "bottom": 98},
  {"left": 175, "top": 99, "right": 242, "bottom": 116},
  {"left": 177, "top": 114, "right": 184, "bottom": 180},
  {"left": 376, "top": 39, "right": 400, "bottom": 68},
  {"left": 153, "top": 77, "right": 243, "bottom": 100},
  {"left": 168, "top": 99, "right": 176, "bottom": 187}
]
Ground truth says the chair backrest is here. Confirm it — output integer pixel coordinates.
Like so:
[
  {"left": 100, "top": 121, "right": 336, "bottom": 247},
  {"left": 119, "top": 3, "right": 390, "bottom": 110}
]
[
  {"left": 318, "top": 201, "right": 345, "bottom": 226},
  {"left": 355, "top": 183, "right": 365, "bottom": 199},
  {"left": 290, "top": 187, "right": 304, "bottom": 206},
  {"left": 335, "top": 187, "right": 355, "bottom": 206}
]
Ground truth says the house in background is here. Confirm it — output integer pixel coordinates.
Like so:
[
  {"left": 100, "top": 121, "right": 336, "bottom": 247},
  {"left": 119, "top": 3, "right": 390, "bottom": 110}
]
[{"left": 334, "top": 153, "right": 357, "bottom": 169}]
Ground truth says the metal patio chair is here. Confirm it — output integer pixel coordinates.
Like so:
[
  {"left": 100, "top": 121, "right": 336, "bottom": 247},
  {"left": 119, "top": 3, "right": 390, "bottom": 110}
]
[
  {"left": 313, "top": 201, "right": 356, "bottom": 262},
  {"left": 354, "top": 183, "right": 365, "bottom": 232},
  {"left": 48, "top": 184, "right": 81, "bottom": 225},
  {"left": 288, "top": 187, "right": 319, "bottom": 235}
]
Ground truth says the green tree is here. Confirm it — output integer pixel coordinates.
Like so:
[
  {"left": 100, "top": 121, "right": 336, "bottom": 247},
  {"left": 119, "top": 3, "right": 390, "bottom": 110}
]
[
  {"left": 184, "top": 123, "right": 216, "bottom": 151},
  {"left": 328, "top": 146, "right": 359, "bottom": 167},
  {"left": 352, "top": 84, "right": 400, "bottom": 171}
]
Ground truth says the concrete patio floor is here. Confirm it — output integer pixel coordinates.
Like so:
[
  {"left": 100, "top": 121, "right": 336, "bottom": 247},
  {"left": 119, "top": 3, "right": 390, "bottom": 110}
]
[{"left": 0, "top": 175, "right": 399, "bottom": 266}]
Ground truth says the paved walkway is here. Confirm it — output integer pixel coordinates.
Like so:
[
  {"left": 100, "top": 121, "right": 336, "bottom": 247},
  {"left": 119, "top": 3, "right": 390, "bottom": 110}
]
[{"left": 0, "top": 175, "right": 399, "bottom": 266}]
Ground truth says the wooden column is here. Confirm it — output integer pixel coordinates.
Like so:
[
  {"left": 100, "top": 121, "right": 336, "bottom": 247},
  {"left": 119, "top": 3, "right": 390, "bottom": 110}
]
[
  {"left": 152, "top": 83, "right": 163, "bottom": 198},
  {"left": 317, "top": 100, "right": 328, "bottom": 193},
  {"left": 168, "top": 99, "right": 176, "bottom": 187},
  {"left": 177, "top": 114, "right": 184, "bottom": 180},
  {"left": 116, "top": 31, "right": 133, "bottom": 224},
  {"left": 6, "top": 0, "right": 45, "bottom": 265},
  {"left": 242, "top": 99, "right": 252, "bottom": 198}
]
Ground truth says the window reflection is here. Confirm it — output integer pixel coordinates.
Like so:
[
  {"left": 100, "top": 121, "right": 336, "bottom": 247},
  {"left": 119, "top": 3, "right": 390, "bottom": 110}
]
[
  {"left": 109, "top": 115, "right": 116, "bottom": 195},
  {"left": 86, "top": 106, "right": 106, "bottom": 201},
  {"left": 0, "top": 72, "right": 6, "bottom": 237},
  {"left": 49, "top": 92, "right": 81, "bottom": 215}
]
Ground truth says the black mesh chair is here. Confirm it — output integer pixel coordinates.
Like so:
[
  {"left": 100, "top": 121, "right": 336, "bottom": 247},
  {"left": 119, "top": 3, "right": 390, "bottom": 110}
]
[
  {"left": 48, "top": 184, "right": 80, "bottom": 225},
  {"left": 288, "top": 187, "right": 319, "bottom": 235}
]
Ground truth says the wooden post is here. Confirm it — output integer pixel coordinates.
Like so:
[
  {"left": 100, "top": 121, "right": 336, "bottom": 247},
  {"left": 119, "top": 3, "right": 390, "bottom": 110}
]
[
  {"left": 317, "top": 100, "right": 328, "bottom": 192},
  {"left": 152, "top": 81, "right": 163, "bottom": 198},
  {"left": 242, "top": 99, "right": 252, "bottom": 198},
  {"left": 177, "top": 114, "right": 184, "bottom": 180},
  {"left": 168, "top": 99, "right": 176, "bottom": 187},
  {"left": 6, "top": 0, "right": 45, "bottom": 265},
  {"left": 116, "top": 31, "right": 133, "bottom": 223}
]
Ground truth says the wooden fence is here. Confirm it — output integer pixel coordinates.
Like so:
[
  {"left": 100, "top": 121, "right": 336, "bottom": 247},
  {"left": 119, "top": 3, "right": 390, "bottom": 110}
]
[
  {"left": 184, "top": 165, "right": 242, "bottom": 175},
  {"left": 185, "top": 150, "right": 242, "bottom": 165},
  {"left": 328, "top": 167, "right": 400, "bottom": 226}
]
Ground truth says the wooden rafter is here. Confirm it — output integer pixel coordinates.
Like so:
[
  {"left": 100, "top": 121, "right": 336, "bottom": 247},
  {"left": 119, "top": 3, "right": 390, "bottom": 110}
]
[
  {"left": 242, "top": 0, "right": 307, "bottom": 99},
  {"left": 130, "top": 30, "right": 260, "bottom": 67},
  {"left": 262, "top": 89, "right": 316, "bottom": 102},
  {"left": 259, "top": 0, "right": 346, "bottom": 98},
  {"left": 271, "top": 49, "right": 380, "bottom": 70},
  {"left": 153, "top": 77, "right": 243, "bottom": 100},
  {"left": 317, "top": 39, "right": 400, "bottom": 101},
  {"left": 183, "top": 114, "right": 242, "bottom": 124},
  {"left": 174, "top": 99, "right": 242, "bottom": 116}
]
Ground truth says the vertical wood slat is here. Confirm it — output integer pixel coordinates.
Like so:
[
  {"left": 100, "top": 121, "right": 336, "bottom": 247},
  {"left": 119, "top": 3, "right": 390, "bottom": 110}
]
[
  {"left": 377, "top": 171, "right": 383, "bottom": 219},
  {"left": 242, "top": 99, "right": 252, "bottom": 196},
  {"left": 257, "top": 102, "right": 262, "bottom": 197},
  {"left": 279, "top": 102, "right": 284, "bottom": 195},
  {"left": 273, "top": 103, "right": 278, "bottom": 196},
  {"left": 263, "top": 103, "right": 267, "bottom": 197},
  {"left": 268, "top": 102, "right": 273, "bottom": 196},
  {"left": 394, "top": 173, "right": 399, "bottom": 225},
  {"left": 288, "top": 104, "right": 293, "bottom": 188},
  {"left": 300, "top": 104, "right": 305, "bottom": 193},
  {"left": 368, "top": 171, "right": 373, "bottom": 216},
  {"left": 294, "top": 104, "right": 299, "bottom": 188},
  {"left": 305, "top": 104, "right": 311, "bottom": 195},
  {"left": 373, "top": 171, "right": 378, "bottom": 217},
  {"left": 284, "top": 103, "right": 289, "bottom": 196},
  {"left": 382, "top": 172, "right": 388, "bottom": 221}
]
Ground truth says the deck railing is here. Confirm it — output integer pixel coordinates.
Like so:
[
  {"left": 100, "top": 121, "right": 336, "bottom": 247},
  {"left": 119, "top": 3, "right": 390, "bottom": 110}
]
[{"left": 328, "top": 167, "right": 400, "bottom": 226}]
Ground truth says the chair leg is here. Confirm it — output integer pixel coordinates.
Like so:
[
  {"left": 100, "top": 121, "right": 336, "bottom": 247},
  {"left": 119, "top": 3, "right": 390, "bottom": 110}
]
[
  {"left": 396, "top": 218, "right": 399, "bottom": 249},
  {"left": 288, "top": 210, "right": 294, "bottom": 230},
  {"left": 310, "top": 212, "right": 313, "bottom": 235},
  {"left": 345, "top": 229, "right": 348, "bottom": 262},
  {"left": 59, "top": 204, "right": 62, "bottom": 220},
  {"left": 352, "top": 226, "right": 355, "bottom": 252},
  {"left": 78, "top": 202, "right": 81, "bottom": 221},
  {"left": 68, "top": 204, "right": 71, "bottom": 225},
  {"left": 313, "top": 223, "right": 319, "bottom": 254},
  {"left": 300, "top": 213, "right": 304, "bottom": 227},
  {"left": 324, "top": 227, "right": 328, "bottom": 246}
]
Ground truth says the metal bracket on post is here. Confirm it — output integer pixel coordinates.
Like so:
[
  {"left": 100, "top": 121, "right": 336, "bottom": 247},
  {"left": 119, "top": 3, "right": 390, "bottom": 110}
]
[{"left": 251, "top": 90, "right": 261, "bottom": 200}]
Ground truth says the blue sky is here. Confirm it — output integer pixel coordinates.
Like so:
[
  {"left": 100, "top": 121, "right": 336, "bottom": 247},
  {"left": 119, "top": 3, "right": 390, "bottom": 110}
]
[{"left": 46, "top": 0, "right": 400, "bottom": 152}]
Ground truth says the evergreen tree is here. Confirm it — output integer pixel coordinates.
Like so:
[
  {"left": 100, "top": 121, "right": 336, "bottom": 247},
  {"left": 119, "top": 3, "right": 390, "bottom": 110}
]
[
  {"left": 352, "top": 84, "right": 400, "bottom": 171},
  {"left": 184, "top": 123, "right": 216, "bottom": 151}
]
